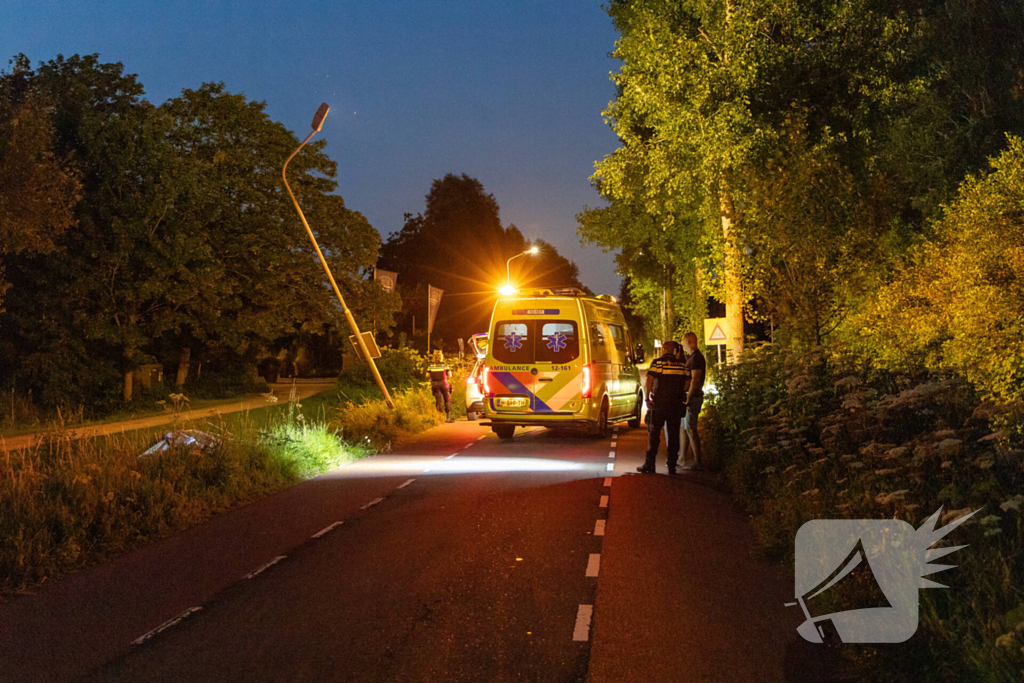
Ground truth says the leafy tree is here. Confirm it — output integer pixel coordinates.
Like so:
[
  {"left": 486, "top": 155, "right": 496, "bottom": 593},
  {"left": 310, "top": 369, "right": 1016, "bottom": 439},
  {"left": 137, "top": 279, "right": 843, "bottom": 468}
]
[
  {"left": 380, "top": 173, "right": 588, "bottom": 347},
  {"left": 0, "top": 55, "right": 390, "bottom": 407},
  {"left": 858, "top": 136, "right": 1024, "bottom": 405},
  {"left": 589, "top": 0, "right": 1024, "bottom": 350},
  {"left": 0, "top": 56, "right": 80, "bottom": 309}
]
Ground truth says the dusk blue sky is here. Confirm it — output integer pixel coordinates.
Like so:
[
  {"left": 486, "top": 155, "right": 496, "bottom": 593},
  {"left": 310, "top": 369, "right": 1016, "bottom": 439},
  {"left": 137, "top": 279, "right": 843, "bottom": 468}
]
[{"left": 2, "top": 1, "right": 624, "bottom": 295}]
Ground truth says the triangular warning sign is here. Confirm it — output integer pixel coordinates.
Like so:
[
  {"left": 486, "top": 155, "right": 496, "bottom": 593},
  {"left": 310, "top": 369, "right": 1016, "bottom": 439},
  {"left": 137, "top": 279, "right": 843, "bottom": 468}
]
[{"left": 709, "top": 324, "right": 727, "bottom": 342}]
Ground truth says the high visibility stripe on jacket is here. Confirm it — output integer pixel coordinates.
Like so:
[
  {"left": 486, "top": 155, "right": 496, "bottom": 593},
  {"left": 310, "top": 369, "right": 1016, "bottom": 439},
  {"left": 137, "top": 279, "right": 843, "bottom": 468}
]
[
  {"left": 646, "top": 353, "right": 690, "bottom": 407},
  {"left": 427, "top": 363, "right": 451, "bottom": 385}
]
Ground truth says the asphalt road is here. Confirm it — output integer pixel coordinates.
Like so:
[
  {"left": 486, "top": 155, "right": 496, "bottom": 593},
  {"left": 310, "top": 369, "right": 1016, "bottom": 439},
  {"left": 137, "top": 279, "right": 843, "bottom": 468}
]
[
  {"left": 83, "top": 424, "right": 608, "bottom": 682},
  {"left": 3, "top": 415, "right": 803, "bottom": 683}
]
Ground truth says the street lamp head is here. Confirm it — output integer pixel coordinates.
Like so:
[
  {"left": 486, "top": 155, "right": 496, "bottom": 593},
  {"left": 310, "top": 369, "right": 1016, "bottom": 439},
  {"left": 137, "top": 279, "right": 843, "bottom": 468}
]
[
  {"left": 529, "top": 246, "right": 539, "bottom": 254},
  {"left": 499, "top": 285, "right": 517, "bottom": 296},
  {"left": 312, "top": 103, "right": 330, "bottom": 132}
]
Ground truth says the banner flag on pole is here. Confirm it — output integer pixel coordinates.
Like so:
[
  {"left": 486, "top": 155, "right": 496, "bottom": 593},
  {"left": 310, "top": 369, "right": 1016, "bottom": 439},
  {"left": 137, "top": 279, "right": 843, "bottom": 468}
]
[
  {"left": 427, "top": 285, "right": 444, "bottom": 334},
  {"left": 373, "top": 268, "right": 398, "bottom": 293}
]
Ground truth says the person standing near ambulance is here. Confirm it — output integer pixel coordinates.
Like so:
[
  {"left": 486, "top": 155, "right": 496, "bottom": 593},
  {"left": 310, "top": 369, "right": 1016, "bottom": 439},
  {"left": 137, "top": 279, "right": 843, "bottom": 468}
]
[
  {"left": 679, "top": 331, "right": 706, "bottom": 470},
  {"left": 427, "top": 350, "right": 454, "bottom": 423},
  {"left": 637, "top": 340, "right": 689, "bottom": 475}
]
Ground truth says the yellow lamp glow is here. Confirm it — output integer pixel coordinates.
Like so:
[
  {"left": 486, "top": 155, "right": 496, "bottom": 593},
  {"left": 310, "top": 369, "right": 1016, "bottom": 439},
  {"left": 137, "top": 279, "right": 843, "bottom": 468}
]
[{"left": 499, "top": 285, "right": 517, "bottom": 296}]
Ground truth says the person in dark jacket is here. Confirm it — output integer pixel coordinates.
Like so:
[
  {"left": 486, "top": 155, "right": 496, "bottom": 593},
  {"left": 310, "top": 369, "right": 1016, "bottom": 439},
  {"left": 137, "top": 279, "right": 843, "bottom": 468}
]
[
  {"left": 637, "top": 340, "right": 689, "bottom": 475},
  {"left": 427, "top": 350, "right": 454, "bottom": 423}
]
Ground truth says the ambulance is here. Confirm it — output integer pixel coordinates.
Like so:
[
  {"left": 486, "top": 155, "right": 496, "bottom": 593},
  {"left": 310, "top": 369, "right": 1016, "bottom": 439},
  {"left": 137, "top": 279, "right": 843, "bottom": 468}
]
[{"left": 480, "top": 287, "right": 645, "bottom": 440}]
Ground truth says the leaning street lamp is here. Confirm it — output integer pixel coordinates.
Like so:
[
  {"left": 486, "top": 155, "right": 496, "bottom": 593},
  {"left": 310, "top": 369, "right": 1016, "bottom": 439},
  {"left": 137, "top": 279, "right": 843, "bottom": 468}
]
[
  {"left": 282, "top": 103, "right": 394, "bottom": 409},
  {"left": 501, "top": 246, "right": 539, "bottom": 295}
]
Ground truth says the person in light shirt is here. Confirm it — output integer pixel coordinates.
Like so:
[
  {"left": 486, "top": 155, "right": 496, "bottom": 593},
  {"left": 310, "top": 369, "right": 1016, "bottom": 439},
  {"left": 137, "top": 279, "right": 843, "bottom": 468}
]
[{"left": 678, "top": 331, "right": 706, "bottom": 471}]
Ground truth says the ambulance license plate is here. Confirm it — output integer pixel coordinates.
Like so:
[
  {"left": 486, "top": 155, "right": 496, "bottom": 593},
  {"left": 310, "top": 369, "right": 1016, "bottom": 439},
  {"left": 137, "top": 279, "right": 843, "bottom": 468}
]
[{"left": 496, "top": 397, "right": 527, "bottom": 408}]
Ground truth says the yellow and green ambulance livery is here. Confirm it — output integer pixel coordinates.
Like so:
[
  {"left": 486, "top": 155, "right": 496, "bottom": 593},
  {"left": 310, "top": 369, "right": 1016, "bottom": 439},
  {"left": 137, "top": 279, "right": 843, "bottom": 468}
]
[{"left": 481, "top": 288, "right": 645, "bottom": 440}]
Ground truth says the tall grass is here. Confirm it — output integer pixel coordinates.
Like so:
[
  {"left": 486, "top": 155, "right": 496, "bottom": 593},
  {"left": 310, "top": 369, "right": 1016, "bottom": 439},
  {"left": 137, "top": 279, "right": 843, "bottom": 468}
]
[
  {"left": 0, "top": 401, "right": 370, "bottom": 594},
  {"left": 333, "top": 371, "right": 468, "bottom": 451}
]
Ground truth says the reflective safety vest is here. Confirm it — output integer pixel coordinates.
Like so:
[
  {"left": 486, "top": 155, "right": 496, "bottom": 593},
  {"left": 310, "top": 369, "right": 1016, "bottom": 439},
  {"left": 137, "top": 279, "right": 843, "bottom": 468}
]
[{"left": 427, "top": 363, "right": 451, "bottom": 388}]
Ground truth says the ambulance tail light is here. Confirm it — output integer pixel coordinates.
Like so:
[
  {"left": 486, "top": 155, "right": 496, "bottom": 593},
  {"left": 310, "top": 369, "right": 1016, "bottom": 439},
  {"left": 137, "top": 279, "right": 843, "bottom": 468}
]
[
  {"left": 581, "top": 365, "right": 592, "bottom": 398},
  {"left": 482, "top": 365, "right": 492, "bottom": 397}
]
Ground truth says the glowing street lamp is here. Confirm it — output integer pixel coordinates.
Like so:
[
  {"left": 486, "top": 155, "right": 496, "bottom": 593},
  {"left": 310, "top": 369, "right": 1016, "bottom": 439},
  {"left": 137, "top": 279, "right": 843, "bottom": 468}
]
[
  {"left": 502, "top": 246, "right": 539, "bottom": 295},
  {"left": 282, "top": 103, "right": 394, "bottom": 409}
]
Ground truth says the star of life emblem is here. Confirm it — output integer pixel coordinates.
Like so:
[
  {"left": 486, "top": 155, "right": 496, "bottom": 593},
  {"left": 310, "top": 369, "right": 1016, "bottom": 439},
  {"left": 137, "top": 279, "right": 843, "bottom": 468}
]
[
  {"left": 503, "top": 332, "right": 524, "bottom": 352},
  {"left": 546, "top": 332, "right": 567, "bottom": 352}
]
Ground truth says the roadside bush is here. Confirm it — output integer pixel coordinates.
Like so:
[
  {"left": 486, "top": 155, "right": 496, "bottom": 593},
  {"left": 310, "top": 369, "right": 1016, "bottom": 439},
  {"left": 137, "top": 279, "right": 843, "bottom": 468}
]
[
  {"left": 337, "top": 346, "right": 427, "bottom": 390},
  {"left": 333, "top": 365, "right": 469, "bottom": 451},
  {"left": 708, "top": 343, "right": 1024, "bottom": 681},
  {"left": 853, "top": 136, "right": 1024, "bottom": 415}
]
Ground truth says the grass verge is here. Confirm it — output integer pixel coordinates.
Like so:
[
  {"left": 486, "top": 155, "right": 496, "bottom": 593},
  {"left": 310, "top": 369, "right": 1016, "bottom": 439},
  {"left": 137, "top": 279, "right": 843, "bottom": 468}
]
[{"left": 0, "top": 389, "right": 370, "bottom": 595}]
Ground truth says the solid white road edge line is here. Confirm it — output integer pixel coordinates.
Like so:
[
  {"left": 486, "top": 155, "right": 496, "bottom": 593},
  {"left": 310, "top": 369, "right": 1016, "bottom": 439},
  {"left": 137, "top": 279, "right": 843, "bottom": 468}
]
[
  {"left": 312, "top": 521, "right": 343, "bottom": 538},
  {"left": 445, "top": 454, "right": 456, "bottom": 459},
  {"left": 599, "top": 495, "right": 609, "bottom": 508},
  {"left": 397, "top": 478, "right": 415, "bottom": 489},
  {"left": 360, "top": 497, "right": 385, "bottom": 510},
  {"left": 595, "top": 520, "right": 606, "bottom": 536},
  {"left": 244, "top": 556, "right": 287, "bottom": 580},
  {"left": 586, "top": 554, "right": 601, "bottom": 577},
  {"left": 133, "top": 607, "right": 202, "bottom": 645},
  {"left": 572, "top": 604, "right": 594, "bottom": 642}
]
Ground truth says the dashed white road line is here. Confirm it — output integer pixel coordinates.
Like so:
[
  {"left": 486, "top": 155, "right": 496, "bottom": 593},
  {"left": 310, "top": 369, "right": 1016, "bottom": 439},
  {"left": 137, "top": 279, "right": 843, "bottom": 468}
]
[
  {"left": 606, "top": 463, "right": 614, "bottom": 471},
  {"left": 360, "top": 497, "right": 385, "bottom": 510},
  {"left": 599, "top": 495, "right": 609, "bottom": 508},
  {"left": 594, "top": 519, "right": 606, "bottom": 536},
  {"left": 133, "top": 607, "right": 202, "bottom": 645},
  {"left": 610, "top": 441, "right": 617, "bottom": 448},
  {"left": 312, "top": 521, "right": 343, "bottom": 538},
  {"left": 397, "top": 478, "right": 415, "bottom": 489},
  {"left": 585, "top": 554, "right": 601, "bottom": 577},
  {"left": 572, "top": 604, "right": 594, "bottom": 642},
  {"left": 608, "top": 451, "right": 615, "bottom": 458},
  {"left": 244, "top": 556, "right": 286, "bottom": 580},
  {"left": 603, "top": 477, "right": 611, "bottom": 486}
]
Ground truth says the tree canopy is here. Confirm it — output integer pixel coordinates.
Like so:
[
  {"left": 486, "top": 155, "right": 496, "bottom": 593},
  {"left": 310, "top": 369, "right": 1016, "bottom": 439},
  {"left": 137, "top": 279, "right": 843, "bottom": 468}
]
[
  {"left": 380, "top": 173, "right": 588, "bottom": 346},
  {"left": 582, "top": 0, "right": 1024, "bottom": 347},
  {"left": 0, "top": 54, "right": 391, "bottom": 408}
]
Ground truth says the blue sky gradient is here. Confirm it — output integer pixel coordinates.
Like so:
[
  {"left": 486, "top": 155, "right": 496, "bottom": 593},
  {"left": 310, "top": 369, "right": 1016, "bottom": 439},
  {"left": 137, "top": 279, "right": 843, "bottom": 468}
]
[{"left": 2, "top": 0, "right": 623, "bottom": 295}]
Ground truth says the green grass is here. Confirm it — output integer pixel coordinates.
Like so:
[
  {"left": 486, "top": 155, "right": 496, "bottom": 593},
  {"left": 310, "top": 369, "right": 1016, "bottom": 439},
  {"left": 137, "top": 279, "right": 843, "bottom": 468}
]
[
  {"left": 331, "top": 370, "right": 469, "bottom": 451},
  {"left": 0, "top": 393, "right": 280, "bottom": 439},
  {"left": 0, "top": 375, "right": 460, "bottom": 595},
  {"left": 0, "top": 386, "right": 373, "bottom": 594}
]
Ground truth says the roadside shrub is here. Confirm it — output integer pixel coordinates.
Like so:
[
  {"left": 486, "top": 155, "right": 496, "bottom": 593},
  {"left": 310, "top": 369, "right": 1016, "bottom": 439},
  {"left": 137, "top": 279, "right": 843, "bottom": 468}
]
[
  {"left": 337, "top": 346, "right": 427, "bottom": 390},
  {"left": 853, "top": 136, "right": 1024, "bottom": 414},
  {"left": 708, "top": 343, "right": 1024, "bottom": 681},
  {"left": 332, "top": 365, "right": 469, "bottom": 451}
]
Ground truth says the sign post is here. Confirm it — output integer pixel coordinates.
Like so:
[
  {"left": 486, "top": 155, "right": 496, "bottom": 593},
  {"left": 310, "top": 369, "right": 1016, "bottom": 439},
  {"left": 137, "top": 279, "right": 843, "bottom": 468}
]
[
  {"left": 427, "top": 285, "right": 443, "bottom": 353},
  {"left": 704, "top": 318, "right": 729, "bottom": 364}
]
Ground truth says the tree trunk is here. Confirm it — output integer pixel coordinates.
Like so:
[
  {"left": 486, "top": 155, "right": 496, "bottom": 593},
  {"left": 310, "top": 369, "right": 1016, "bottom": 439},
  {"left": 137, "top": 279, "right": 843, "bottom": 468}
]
[
  {"left": 721, "top": 192, "right": 744, "bottom": 363},
  {"left": 175, "top": 346, "right": 191, "bottom": 387},
  {"left": 662, "top": 266, "right": 675, "bottom": 343},
  {"left": 123, "top": 369, "right": 133, "bottom": 402}
]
